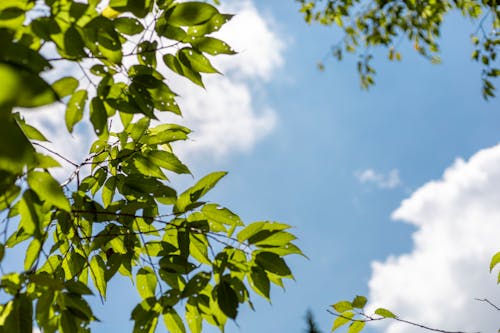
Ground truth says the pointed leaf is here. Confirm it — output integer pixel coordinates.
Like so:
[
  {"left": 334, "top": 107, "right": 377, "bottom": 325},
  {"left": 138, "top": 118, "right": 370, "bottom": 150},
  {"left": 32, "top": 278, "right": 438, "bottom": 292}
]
[{"left": 27, "top": 171, "right": 70, "bottom": 212}]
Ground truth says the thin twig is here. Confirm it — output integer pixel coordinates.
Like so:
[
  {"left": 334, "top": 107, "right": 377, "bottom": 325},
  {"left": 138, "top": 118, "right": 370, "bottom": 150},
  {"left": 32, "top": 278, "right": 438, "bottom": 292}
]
[{"left": 475, "top": 298, "right": 500, "bottom": 311}]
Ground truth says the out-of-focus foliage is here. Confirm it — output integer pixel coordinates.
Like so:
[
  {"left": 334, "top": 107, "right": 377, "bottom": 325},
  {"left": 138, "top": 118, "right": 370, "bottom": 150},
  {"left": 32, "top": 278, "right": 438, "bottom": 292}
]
[
  {"left": 297, "top": 0, "right": 499, "bottom": 98},
  {"left": 0, "top": 1, "right": 302, "bottom": 332}
]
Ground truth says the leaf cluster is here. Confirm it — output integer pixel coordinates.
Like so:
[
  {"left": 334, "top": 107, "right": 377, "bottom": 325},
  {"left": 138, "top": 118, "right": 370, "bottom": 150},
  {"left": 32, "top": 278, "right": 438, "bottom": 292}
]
[
  {"left": 0, "top": 1, "right": 302, "bottom": 333},
  {"left": 297, "top": 0, "right": 499, "bottom": 98}
]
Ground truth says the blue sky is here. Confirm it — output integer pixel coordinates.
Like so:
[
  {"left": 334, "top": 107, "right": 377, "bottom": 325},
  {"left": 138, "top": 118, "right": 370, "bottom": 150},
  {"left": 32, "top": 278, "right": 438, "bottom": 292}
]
[{"left": 13, "top": 1, "right": 500, "bottom": 333}]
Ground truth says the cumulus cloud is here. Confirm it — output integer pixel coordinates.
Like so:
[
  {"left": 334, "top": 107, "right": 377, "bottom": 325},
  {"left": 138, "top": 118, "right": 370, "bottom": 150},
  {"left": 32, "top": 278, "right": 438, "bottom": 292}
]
[
  {"left": 356, "top": 169, "right": 402, "bottom": 189},
  {"left": 367, "top": 145, "right": 500, "bottom": 333},
  {"left": 21, "top": 0, "right": 284, "bottom": 172}
]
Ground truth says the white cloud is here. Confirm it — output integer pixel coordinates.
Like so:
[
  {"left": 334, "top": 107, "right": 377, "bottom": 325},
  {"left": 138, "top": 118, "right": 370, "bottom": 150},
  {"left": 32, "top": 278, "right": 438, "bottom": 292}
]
[
  {"left": 162, "top": 0, "right": 284, "bottom": 161},
  {"left": 356, "top": 169, "right": 402, "bottom": 189},
  {"left": 367, "top": 145, "right": 500, "bottom": 333}
]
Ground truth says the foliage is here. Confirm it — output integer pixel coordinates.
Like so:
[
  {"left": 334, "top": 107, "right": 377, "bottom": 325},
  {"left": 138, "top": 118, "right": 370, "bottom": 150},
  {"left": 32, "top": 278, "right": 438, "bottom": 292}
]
[
  {"left": 0, "top": 1, "right": 302, "bottom": 333},
  {"left": 297, "top": 0, "right": 499, "bottom": 98}
]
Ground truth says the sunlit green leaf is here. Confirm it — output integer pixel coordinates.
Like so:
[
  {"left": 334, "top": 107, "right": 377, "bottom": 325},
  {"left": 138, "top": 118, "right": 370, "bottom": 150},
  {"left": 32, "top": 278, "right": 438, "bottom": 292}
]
[
  {"left": 52, "top": 77, "right": 79, "bottom": 98},
  {"left": 332, "top": 301, "right": 353, "bottom": 313},
  {"left": 137, "top": 267, "right": 157, "bottom": 299},
  {"left": 332, "top": 311, "right": 354, "bottom": 331},
  {"left": 28, "top": 171, "right": 70, "bottom": 212},
  {"left": 374, "top": 308, "right": 397, "bottom": 318},
  {"left": 347, "top": 320, "right": 365, "bottom": 333},
  {"left": 90, "top": 255, "right": 107, "bottom": 298},
  {"left": 490, "top": 252, "right": 500, "bottom": 272},
  {"left": 163, "top": 307, "right": 186, "bottom": 333},
  {"left": 65, "top": 90, "right": 87, "bottom": 132}
]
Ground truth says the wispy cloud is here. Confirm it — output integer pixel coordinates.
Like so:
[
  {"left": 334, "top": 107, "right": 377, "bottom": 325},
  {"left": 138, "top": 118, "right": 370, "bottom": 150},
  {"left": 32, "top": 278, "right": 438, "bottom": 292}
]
[
  {"left": 356, "top": 168, "right": 402, "bottom": 189},
  {"left": 367, "top": 145, "right": 500, "bottom": 333}
]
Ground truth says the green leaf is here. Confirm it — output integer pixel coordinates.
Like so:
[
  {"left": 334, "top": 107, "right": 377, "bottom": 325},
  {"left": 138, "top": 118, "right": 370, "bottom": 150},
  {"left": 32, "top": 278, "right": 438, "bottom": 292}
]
[
  {"left": 0, "top": 63, "right": 57, "bottom": 108},
  {"left": 136, "top": 267, "right": 157, "bottom": 299},
  {"left": 237, "top": 221, "right": 291, "bottom": 243},
  {"left": 215, "top": 281, "right": 239, "bottom": 319},
  {"left": 163, "top": 308, "right": 186, "bottom": 333},
  {"left": 24, "top": 238, "right": 41, "bottom": 270},
  {"left": 102, "top": 176, "right": 116, "bottom": 208},
  {"left": 352, "top": 295, "right": 367, "bottom": 309},
  {"left": 19, "top": 123, "right": 48, "bottom": 142},
  {"left": 187, "top": 13, "right": 233, "bottom": 37},
  {"left": 178, "top": 48, "right": 219, "bottom": 73},
  {"left": 347, "top": 321, "right": 365, "bottom": 333},
  {"left": 27, "top": 171, "right": 70, "bottom": 212},
  {"left": 374, "top": 308, "right": 396, "bottom": 318},
  {"left": 90, "top": 97, "right": 108, "bottom": 136},
  {"left": 332, "top": 301, "right": 353, "bottom": 313},
  {"left": 52, "top": 77, "right": 79, "bottom": 98},
  {"left": 182, "top": 272, "right": 211, "bottom": 298},
  {"left": 248, "top": 267, "right": 270, "bottom": 299},
  {"left": 167, "top": 2, "right": 218, "bottom": 27},
  {"left": 3, "top": 294, "right": 33, "bottom": 333},
  {"left": 191, "top": 37, "right": 235, "bottom": 55},
  {"left": 90, "top": 255, "right": 107, "bottom": 298},
  {"left": 114, "top": 17, "right": 144, "bottom": 35},
  {"left": 65, "top": 280, "right": 93, "bottom": 295},
  {"left": 490, "top": 252, "right": 500, "bottom": 272},
  {"left": 332, "top": 311, "right": 354, "bottom": 331},
  {"left": 175, "top": 171, "right": 227, "bottom": 213},
  {"left": 145, "top": 150, "right": 190, "bottom": 174},
  {"left": 202, "top": 204, "right": 243, "bottom": 227},
  {"left": 185, "top": 300, "right": 202, "bottom": 333},
  {"left": 59, "top": 310, "right": 78, "bottom": 333},
  {"left": 65, "top": 90, "right": 87, "bottom": 133},
  {"left": 163, "top": 53, "right": 204, "bottom": 87},
  {"left": 255, "top": 252, "right": 292, "bottom": 277}
]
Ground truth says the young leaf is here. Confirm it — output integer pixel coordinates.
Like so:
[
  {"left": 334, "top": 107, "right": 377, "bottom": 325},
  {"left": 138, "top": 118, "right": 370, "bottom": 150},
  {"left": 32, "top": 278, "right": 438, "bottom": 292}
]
[
  {"left": 332, "top": 311, "right": 354, "bottom": 331},
  {"left": 374, "top": 308, "right": 396, "bottom": 318},
  {"left": 352, "top": 295, "right": 367, "bottom": 309},
  {"left": 332, "top": 301, "right": 353, "bottom": 313},
  {"left": 347, "top": 321, "right": 365, "bottom": 333},
  {"left": 490, "top": 252, "right": 500, "bottom": 272}
]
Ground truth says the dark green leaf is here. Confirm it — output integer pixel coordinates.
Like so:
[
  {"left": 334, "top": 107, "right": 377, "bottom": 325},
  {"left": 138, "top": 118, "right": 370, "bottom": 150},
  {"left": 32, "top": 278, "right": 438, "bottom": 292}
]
[
  {"left": 352, "top": 295, "right": 367, "bottom": 309},
  {"left": 215, "top": 281, "right": 238, "bottom": 319},
  {"left": 255, "top": 252, "right": 291, "bottom": 277}
]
